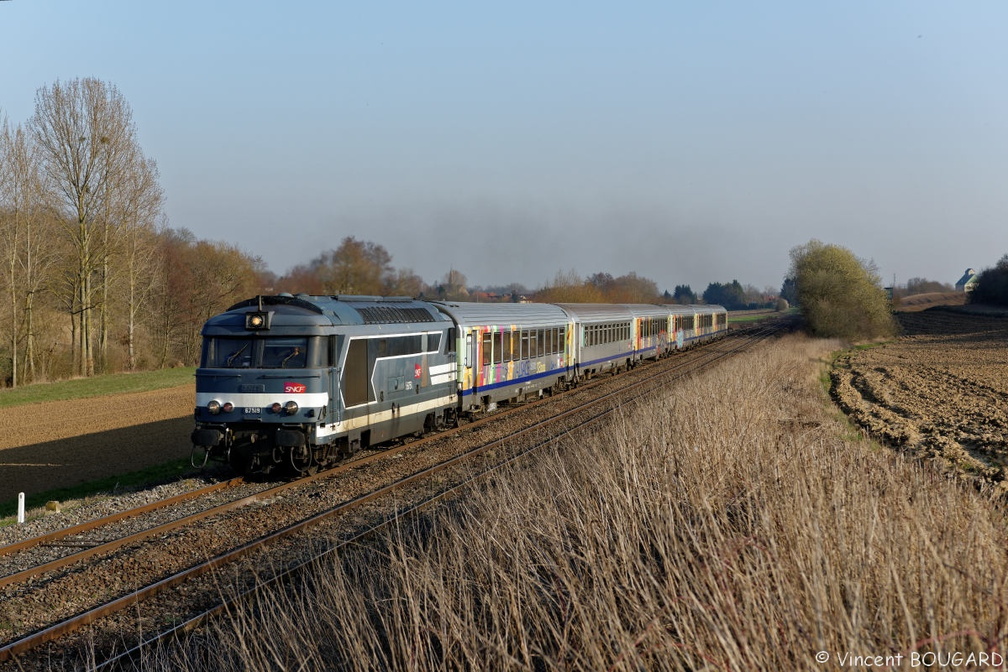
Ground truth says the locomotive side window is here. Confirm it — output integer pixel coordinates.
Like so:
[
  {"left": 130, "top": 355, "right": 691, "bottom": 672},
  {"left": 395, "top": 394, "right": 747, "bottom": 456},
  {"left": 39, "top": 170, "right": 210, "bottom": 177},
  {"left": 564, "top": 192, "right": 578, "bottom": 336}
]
[{"left": 427, "top": 332, "right": 442, "bottom": 353}]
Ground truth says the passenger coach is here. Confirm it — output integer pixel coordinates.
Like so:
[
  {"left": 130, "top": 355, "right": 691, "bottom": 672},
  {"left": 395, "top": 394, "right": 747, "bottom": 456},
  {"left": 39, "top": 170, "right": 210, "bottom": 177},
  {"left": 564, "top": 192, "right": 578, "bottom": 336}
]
[{"left": 432, "top": 301, "right": 572, "bottom": 413}]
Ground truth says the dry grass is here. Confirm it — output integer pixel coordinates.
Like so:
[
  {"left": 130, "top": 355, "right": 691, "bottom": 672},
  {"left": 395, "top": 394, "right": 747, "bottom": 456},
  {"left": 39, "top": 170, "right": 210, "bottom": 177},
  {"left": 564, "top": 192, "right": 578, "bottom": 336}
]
[{"left": 142, "top": 335, "right": 1008, "bottom": 671}]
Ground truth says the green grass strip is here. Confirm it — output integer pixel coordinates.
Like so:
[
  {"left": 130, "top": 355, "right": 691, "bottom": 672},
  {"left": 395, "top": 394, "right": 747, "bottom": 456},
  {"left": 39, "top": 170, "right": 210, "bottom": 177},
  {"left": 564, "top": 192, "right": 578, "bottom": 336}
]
[{"left": 0, "top": 368, "right": 196, "bottom": 409}]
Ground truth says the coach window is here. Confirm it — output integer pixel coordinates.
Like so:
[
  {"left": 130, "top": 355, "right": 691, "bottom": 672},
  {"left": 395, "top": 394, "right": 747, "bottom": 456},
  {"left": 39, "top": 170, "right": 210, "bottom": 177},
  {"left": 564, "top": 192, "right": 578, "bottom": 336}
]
[
  {"left": 491, "top": 331, "right": 501, "bottom": 365},
  {"left": 482, "top": 332, "right": 492, "bottom": 367}
]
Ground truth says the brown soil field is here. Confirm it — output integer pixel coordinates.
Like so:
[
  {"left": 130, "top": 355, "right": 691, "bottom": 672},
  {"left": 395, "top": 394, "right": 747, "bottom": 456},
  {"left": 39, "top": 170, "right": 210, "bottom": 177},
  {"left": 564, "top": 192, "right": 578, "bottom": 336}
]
[
  {"left": 0, "top": 384, "right": 195, "bottom": 505},
  {"left": 893, "top": 291, "right": 966, "bottom": 312},
  {"left": 832, "top": 306, "right": 1008, "bottom": 489}
]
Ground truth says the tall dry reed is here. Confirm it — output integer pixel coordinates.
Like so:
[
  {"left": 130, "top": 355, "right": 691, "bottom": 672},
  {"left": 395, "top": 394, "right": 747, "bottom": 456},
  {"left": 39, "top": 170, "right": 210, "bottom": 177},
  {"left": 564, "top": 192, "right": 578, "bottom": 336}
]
[{"left": 146, "top": 335, "right": 1008, "bottom": 671}]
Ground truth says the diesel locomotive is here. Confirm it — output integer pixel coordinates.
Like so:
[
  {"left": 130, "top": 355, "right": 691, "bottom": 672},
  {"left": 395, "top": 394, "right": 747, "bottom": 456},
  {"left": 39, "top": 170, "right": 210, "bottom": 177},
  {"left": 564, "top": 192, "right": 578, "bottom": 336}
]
[{"left": 191, "top": 294, "right": 727, "bottom": 475}]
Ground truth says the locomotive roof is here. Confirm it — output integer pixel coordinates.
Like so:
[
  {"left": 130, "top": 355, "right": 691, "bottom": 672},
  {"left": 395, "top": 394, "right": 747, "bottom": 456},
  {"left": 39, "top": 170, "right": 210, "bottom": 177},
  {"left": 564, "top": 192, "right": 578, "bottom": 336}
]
[{"left": 222, "top": 294, "right": 449, "bottom": 326}]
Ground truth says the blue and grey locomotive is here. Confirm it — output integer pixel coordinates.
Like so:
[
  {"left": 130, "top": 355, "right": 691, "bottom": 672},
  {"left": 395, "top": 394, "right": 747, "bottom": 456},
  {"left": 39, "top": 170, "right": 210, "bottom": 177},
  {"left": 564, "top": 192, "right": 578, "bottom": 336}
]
[{"left": 191, "top": 294, "right": 458, "bottom": 475}]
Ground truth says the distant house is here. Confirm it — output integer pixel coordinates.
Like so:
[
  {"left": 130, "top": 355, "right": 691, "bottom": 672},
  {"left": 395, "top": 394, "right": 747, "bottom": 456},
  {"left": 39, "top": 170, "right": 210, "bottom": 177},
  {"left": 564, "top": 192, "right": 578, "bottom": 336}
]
[{"left": 955, "top": 268, "right": 979, "bottom": 293}]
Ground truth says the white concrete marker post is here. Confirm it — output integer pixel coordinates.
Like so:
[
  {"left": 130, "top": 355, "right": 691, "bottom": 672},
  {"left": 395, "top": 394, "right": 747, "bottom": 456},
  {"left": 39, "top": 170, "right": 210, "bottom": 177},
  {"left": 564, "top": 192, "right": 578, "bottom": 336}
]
[{"left": 18, "top": 492, "right": 26, "bottom": 524}]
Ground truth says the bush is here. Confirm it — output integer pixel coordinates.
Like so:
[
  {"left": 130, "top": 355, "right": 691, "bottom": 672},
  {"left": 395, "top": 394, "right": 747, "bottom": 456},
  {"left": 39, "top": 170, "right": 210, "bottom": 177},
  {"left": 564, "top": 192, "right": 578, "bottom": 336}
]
[
  {"left": 789, "top": 240, "right": 896, "bottom": 340},
  {"left": 969, "top": 255, "right": 1008, "bottom": 307}
]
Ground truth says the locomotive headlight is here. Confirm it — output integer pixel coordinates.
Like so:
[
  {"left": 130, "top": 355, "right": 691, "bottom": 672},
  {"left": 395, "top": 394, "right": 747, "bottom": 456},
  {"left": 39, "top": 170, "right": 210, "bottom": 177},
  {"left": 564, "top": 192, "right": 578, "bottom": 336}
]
[
  {"left": 271, "top": 402, "right": 282, "bottom": 413},
  {"left": 284, "top": 400, "right": 299, "bottom": 416},
  {"left": 245, "top": 311, "right": 270, "bottom": 330},
  {"left": 222, "top": 402, "right": 234, "bottom": 413},
  {"left": 207, "top": 400, "right": 222, "bottom": 415}
]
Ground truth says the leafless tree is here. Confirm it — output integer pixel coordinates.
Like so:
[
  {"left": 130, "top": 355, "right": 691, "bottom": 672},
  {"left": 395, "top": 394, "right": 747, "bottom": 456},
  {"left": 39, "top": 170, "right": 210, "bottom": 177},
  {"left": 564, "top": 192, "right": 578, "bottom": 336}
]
[
  {"left": 30, "top": 78, "right": 142, "bottom": 376},
  {"left": 115, "top": 153, "right": 164, "bottom": 370},
  {"left": 0, "top": 118, "right": 52, "bottom": 386}
]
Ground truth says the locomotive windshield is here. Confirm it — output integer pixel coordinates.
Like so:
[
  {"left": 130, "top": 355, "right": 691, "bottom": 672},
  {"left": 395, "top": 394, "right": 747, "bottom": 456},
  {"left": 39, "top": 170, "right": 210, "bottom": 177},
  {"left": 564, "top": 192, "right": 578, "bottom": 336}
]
[{"left": 201, "top": 336, "right": 327, "bottom": 369}]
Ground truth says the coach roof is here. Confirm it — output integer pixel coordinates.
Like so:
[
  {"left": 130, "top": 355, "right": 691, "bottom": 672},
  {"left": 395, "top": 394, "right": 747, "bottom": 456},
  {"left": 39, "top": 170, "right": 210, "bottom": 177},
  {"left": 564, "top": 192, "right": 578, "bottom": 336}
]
[{"left": 431, "top": 301, "right": 570, "bottom": 328}]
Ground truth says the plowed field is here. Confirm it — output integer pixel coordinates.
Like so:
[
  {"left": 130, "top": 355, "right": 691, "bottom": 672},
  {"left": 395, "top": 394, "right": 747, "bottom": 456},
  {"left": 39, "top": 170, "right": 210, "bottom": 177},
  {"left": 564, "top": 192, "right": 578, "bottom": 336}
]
[
  {"left": 831, "top": 306, "right": 1008, "bottom": 489},
  {"left": 0, "top": 385, "right": 195, "bottom": 505}
]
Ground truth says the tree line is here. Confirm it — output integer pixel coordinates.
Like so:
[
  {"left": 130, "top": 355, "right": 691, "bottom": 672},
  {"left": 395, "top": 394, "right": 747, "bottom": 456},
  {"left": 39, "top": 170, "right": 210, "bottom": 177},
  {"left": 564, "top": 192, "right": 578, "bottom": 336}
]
[
  {"left": 0, "top": 78, "right": 270, "bottom": 386},
  {"left": 1, "top": 77, "right": 784, "bottom": 388}
]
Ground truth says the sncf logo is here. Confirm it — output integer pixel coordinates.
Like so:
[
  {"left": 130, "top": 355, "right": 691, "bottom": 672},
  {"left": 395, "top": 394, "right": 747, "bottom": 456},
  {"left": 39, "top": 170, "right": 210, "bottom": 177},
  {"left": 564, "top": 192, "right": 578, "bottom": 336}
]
[{"left": 284, "top": 382, "right": 307, "bottom": 394}]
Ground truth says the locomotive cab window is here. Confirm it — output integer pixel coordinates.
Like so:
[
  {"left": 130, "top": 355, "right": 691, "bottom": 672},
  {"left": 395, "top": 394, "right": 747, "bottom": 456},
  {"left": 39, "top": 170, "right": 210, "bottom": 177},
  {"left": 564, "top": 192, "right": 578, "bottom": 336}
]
[
  {"left": 202, "top": 337, "right": 255, "bottom": 368},
  {"left": 263, "top": 337, "right": 310, "bottom": 368},
  {"left": 202, "top": 336, "right": 325, "bottom": 369}
]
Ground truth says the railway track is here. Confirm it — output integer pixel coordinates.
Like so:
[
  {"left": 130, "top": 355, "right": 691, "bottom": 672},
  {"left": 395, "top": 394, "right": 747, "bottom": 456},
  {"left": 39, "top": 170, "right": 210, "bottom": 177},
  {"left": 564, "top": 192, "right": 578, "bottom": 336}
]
[{"left": 0, "top": 321, "right": 782, "bottom": 669}]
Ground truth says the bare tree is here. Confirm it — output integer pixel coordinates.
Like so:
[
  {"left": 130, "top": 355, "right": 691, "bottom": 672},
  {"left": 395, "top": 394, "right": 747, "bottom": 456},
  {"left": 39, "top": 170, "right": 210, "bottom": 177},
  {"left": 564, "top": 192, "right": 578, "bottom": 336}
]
[
  {"left": 0, "top": 119, "right": 51, "bottom": 386},
  {"left": 116, "top": 154, "right": 163, "bottom": 370},
  {"left": 30, "top": 78, "right": 140, "bottom": 376},
  {"left": 438, "top": 268, "right": 468, "bottom": 300}
]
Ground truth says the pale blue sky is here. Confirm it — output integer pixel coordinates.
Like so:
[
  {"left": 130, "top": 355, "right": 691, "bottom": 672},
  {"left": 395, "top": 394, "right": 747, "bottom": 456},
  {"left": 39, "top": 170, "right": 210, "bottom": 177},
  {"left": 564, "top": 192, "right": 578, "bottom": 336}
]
[{"left": 2, "top": 1, "right": 1007, "bottom": 293}]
